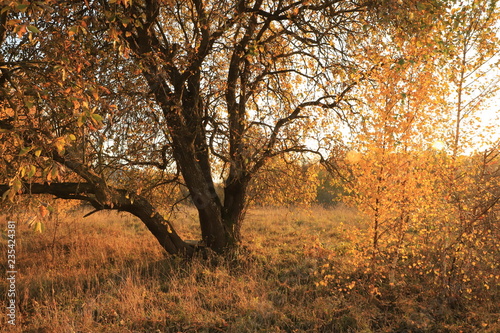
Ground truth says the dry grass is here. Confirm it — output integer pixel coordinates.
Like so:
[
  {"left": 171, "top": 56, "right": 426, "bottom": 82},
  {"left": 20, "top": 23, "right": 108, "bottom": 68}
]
[{"left": 0, "top": 204, "right": 498, "bottom": 332}]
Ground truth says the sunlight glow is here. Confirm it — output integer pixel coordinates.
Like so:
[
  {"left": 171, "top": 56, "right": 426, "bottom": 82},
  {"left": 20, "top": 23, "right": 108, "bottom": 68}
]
[{"left": 431, "top": 140, "right": 446, "bottom": 151}]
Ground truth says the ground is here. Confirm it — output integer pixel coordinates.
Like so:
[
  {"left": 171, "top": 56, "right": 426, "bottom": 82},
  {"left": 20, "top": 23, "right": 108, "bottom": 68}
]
[{"left": 0, "top": 204, "right": 498, "bottom": 332}]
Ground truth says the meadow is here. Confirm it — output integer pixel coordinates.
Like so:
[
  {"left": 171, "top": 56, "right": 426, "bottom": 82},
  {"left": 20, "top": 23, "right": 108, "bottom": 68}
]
[{"left": 1, "top": 204, "right": 499, "bottom": 332}]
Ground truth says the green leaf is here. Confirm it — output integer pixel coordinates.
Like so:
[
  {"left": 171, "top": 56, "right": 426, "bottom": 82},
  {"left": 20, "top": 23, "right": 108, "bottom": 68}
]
[
  {"left": 50, "top": 166, "right": 59, "bottom": 180},
  {"left": 121, "top": 17, "right": 132, "bottom": 26},
  {"left": 28, "top": 165, "right": 36, "bottom": 178},
  {"left": 27, "top": 25, "right": 40, "bottom": 33},
  {"left": 19, "top": 146, "right": 32, "bottom": 156},
  {"left": 91, "top": 113, "right": 103, "bottom": 122},
  {"left": 12, "top": 179, "right": 22, "bottom": 193},
  {"left": 77, "top": 114, "right": 86, "bottom": 127},
  {"left": 416, "top": 3, "right": 426, "bottom": 10},
  {"left": 17, "top": 4, "right": 29, "bottom": 11},
  {"left": 42, "top": 166, "right": 50, "bottom": 179},
  {"left": 24, "top": 100, "right": 34, "bottom": 109}
]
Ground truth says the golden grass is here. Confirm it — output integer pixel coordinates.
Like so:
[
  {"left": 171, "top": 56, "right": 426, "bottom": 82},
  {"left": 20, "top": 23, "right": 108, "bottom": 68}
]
[{"left": 0, "top": 204, "right": 498, "bottom": 332}]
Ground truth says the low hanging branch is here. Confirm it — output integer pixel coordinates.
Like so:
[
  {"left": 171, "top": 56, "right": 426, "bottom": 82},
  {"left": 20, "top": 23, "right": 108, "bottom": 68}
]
[{"left": 0, "top": 181, "right": 194, "bottom": 256}]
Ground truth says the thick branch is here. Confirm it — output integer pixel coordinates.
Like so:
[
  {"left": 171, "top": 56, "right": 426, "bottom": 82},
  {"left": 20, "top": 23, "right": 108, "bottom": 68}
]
[
  {"left": 0, "top": 181, "right": 194, "bottom": 256},
  {"left": 0, "top": 182, "right": 95, "bottom": 200}
]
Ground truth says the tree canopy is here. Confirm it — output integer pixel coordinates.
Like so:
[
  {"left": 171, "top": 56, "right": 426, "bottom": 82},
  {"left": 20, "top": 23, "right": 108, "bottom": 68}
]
[{"left": 1, "top": 0, "right": 498, "bottom": 257}]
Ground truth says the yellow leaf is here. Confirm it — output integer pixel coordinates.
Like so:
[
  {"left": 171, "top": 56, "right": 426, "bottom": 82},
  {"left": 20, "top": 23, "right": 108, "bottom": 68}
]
[
  {"left": 346, "top": 151, "right": 362, "bottom": 164},
  {"left": 34, "top": 221, "right": 45, "bottom": 233},
  {"left": 53, "top": 137, "right": 66, "bottom": 152}
]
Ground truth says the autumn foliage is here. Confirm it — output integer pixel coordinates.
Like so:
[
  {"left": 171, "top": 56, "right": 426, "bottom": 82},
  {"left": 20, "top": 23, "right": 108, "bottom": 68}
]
[
  {"left": 315, "top": 0, "right": 500, "bottom": 327},
  {"left": 0, "top": 0, "right": 500, "bottom": 330}
]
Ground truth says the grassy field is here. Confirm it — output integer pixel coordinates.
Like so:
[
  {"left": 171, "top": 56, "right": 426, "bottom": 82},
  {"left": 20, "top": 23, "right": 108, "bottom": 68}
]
[{"left": 1, "top": 204, "right": 499, "bottom": 332}]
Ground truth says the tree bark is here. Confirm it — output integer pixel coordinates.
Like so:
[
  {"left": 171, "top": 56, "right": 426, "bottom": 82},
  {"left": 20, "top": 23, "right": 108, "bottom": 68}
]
[
  {"left": 121, "top": 10, "right": 239, "bottom": 254},
  {"left": 223, "top": 176, "right": 250, "bottom": 247}
]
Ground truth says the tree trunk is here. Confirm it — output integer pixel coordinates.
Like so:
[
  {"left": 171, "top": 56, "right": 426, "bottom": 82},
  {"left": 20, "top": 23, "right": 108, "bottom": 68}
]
[
  {"left": 120, "top": 195, "right": 194, "bottom": 256},
  {"left": 110, "top": 1, "right": 251, "bottom": 256},
  {"left": 222, "top": 177, "right": 249, "bottom": 247}
]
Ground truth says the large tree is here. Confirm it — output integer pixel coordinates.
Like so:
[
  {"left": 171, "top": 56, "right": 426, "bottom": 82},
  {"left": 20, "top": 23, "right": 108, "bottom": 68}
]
[{"left": 0, "top": 0, "right": 412, "bottom": 256}]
